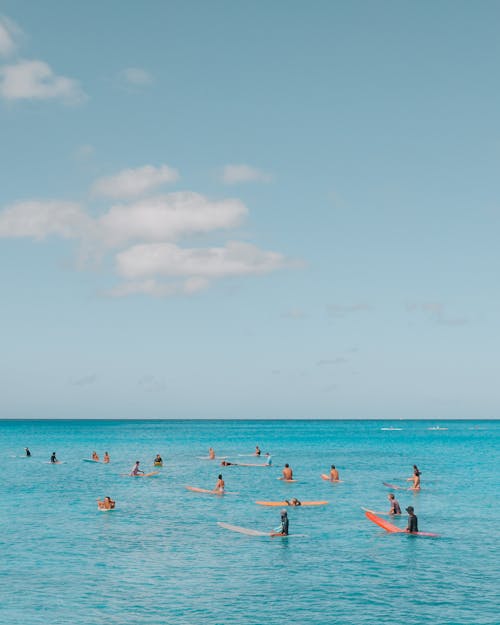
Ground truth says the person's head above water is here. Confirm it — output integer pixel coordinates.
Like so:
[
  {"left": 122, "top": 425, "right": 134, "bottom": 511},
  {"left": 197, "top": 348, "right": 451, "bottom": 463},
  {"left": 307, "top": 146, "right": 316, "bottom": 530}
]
[
  {"left": 284, "top": 463, "right": 289, "bottom": 468},
  {"left": 406, "top": 506, "right": 414, "bottom": 514},
  {"left": 388, "top": 493, "right": 395, "bottom": 500},
  {"left": 281, "top": 509, "right": 288, "bottom": 517},
  {"left": 218, "top": 474, "right": 222, "bottom": 479}
]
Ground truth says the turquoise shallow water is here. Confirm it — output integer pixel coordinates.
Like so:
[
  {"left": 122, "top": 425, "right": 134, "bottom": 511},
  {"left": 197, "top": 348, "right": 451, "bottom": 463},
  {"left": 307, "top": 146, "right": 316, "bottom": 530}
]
[{"left": 0, "top": 419, "right": 498, "bottom": 625}]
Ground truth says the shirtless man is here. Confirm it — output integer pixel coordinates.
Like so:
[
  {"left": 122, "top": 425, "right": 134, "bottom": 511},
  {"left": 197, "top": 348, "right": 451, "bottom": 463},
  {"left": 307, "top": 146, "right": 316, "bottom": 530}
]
[
  {"left": 282, "top": 464, "right": 293, "bottom": 480},
  {"left": 329, "top": 465, "right": 340, "bottom": 482},
  {"left": 92, "top": 451, "right": 99, "bottom": 461},
  {"left": 208, "top": 447, "right": 216, "bottom": 460},
  {"left": 213, "top": 474, "right": 225, "bottom": 494},
  {"left": 103, "top": 452, "right": 110, "bottom": 463}
]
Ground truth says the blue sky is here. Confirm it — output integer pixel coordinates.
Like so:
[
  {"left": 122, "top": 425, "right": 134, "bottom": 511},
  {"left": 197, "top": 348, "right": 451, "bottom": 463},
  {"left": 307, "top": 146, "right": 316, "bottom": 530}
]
[{"left": 1, "top": 1, "right": 498, "bottom": 419}]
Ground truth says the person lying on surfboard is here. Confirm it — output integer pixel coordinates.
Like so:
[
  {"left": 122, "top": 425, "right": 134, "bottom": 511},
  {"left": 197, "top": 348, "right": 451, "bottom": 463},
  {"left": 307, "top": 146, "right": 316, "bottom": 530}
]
[
  {"left": 97, "top": 496, "right": 115, "bottom": 510},
  {"left": 285, "top": 498, "right": 301, "bottom": 506},
  {"left": 329, "top": 465, "right": 340, "bottom": 481},
  {"left": 130, "top": 461, "right": 144, "bottom": 476},
  {"left": 271, "top": 510, "right": 289, "bottom": 536},
  {"left": 388, "top": 493, "right": 401, "bottom": 515},
  {"left": 282, "top": 464, "right": 293, "bottom": 480},
  {"left": 405, "top": 506, "right": 418, "bottom": 532},
  {"left": 213, "top": 474, "right": 225, "bottom": 493},
  {"left": 220, "top": 460, "right": 236, "bottom": 466}
]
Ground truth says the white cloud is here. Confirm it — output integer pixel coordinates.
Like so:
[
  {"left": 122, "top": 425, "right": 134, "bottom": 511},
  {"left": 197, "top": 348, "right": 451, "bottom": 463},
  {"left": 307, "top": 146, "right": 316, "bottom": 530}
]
[
  {"left": 115, "top": 240, "right": 295, "bottom": 280},
  {"left": 98, "top": 192, "right": 247, "bottom": 246},
  {"left": 0, "top": 200, "right": 92, "bottom": 239},
  {"left": 0, "top": 15, "right": 20, "bottom": 57},
  {"left": 120, "top": 67, "right": 153, "bottom": 86},
  {"left": 0, "top": 59, "right": 86, "bottom": 103},
  {"left": 222, "top": 164, "right": 273, "bottom": 184},
  {"left": 92, "top": 165, "right": 179, "bottom": 199}
]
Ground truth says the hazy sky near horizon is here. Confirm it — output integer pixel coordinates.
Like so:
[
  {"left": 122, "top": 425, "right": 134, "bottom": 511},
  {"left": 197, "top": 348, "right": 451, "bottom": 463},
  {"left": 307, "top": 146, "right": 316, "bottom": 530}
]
[{"left": 1, "top": 1, "right": 499, "bottom": 419}]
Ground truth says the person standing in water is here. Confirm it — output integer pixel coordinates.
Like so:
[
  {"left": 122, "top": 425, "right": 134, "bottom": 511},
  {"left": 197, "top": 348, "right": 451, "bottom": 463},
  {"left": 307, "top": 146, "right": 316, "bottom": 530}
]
[
  {"left": 130, "top": 461, "right": 144, "bottom": 476},
  {"left": 282, "top": 464, "right": 293, "bottom": 480},
  {"left": 153, "top": 454, "right": 163, "bottom": 466},
  {"left": 329, "top": 465, "right": 340, "bottom": 481},
  {"left": 407, "top": 465, "right": 421, "bottom": 490},
  {"left": 103, "top": 452, "right": 110, "bottom": 463},
  {"left": 405, "top": 506, "right": 418, "bottom": 533},
  {"left": 25, "top": 448, "right": 31, "bottom": 457},
  {"left": 97, "top": 496, "right": 115, "bottom": 510},
  {"left": 214, "top": 474, "right": 225, "bottom": 494},
  {"left": 387, "top": 493, "right": 401, "bottom": 515},
  {"left": 208, "top": 447, "right": 216, "bottom": 460},
  {"left": 271, "top": 510, "right": 289, "bottom": 536}
]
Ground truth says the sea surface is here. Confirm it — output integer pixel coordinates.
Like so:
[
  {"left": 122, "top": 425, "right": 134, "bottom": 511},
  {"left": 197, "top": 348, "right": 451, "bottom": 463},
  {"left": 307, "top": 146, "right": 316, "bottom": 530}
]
[{"left": 0, "top": 419, "right": 498, "bottom": 625}]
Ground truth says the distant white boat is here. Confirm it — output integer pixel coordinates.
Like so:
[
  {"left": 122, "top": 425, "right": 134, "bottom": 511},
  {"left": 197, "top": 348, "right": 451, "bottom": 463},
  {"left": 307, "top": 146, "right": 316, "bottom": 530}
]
[
  {"left": 428, "top": 426, "right": 448, "bottom": 431},
  {"left": 380, "top": 427, "right": 403, "bottom": 431}
]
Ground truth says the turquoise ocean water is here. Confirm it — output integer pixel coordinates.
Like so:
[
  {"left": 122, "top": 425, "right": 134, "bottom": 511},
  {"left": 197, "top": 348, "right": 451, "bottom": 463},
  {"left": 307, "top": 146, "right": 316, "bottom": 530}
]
[{"left": 0, "top": 419, "right": 498, "bottom": 625}]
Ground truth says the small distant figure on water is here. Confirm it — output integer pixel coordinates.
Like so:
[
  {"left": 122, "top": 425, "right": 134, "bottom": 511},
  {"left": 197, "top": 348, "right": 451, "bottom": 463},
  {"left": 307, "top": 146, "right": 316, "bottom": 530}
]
[
  {"left": 285, "top": 498, "right": 301, "bottom": 506},
  {"left": 255, "top": 445, "right": 261, "bottom": 456},
  {"left": 407, "top": 465, "right": 421, "bottom": 490},
  {"left": 92, "top": 451, "right": 99, "bottom": 461},
  {"left": 130, "top": 461, "right": 144, "bottom": 476},
  {"left": 154, "top": 454, "right": 163, "bottom": 466},
  {"left": 387, "top": 493, "right": 401, "bottom": 515},
  {"left": 264, "top": 453, "right": 272, "bottom": 466},
  {"left": 221, "top": 460, "right": 236, "bottom": 466},
  {"left": 97, "top": 496, "right": 115, "bottom": 510},
  {"left": 214, "top": 473, "right": 225, "bottom": 493},
  {"left": 103, "top": 452, "right": 110, "bottom": 463},
  {"left": 272, "top": 510, "right": 289, "bottom": 536},
  {"left": 282, "top": 464, "right": 293, "bottom": 480},
  {"left": 329, "top": 465, "right": 340, "bottom": 482},
  {"left": 405, "top": 506, "right": 418, "bottom": 533},
  {"left": 25, "top": 447, "right": 31, "bottom": 457},
  {"left": 50, "top": 452, "right": 58, "bottom": 464},
  {"left": 208, "top": 447, "right": 216, "bottom": 460}
]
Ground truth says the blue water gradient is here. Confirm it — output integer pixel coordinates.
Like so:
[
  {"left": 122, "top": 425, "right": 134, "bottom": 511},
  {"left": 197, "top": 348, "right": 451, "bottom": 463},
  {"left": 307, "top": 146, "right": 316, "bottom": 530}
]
[{"left": 0, "top": 419, "right": 498, "bottom": 625}]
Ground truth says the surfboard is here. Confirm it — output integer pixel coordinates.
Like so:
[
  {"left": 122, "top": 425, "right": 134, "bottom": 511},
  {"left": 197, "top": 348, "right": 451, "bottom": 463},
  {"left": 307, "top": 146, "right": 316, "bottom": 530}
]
[
  {"left": 129, "top": 471, "right": 160, "bottom": 477},
  {"left": 321, "top": 474, "right": 343, "bottom": 482},
  {"left": 382, "top": 482, "right": 405, "bottom": 490},
  {"left": 230, "top": 462, "right": 270, "bottom": 467},
  {"left": 256, "top": 500, "right": 329, "bottom": 507},
  {"left": 83, "top": 458, "right": 100, "bottom": 463},
  {"left": 364, "top": 509, "right": 439, "bottom": 537},
  {"left": 45, "top": 461, "right": 65, "bottom": 464},
  {"left": 185, "top": 486, "right": 239, "bottom": 495},
  {"left": 217, "top": 522, "right": 306, "bottom": 537},
  {"left": 380, "top": 427, "right": 402, "bottom": 431},
  {"left": 277, "top": 477, "right": 297, "bottom": 482}
]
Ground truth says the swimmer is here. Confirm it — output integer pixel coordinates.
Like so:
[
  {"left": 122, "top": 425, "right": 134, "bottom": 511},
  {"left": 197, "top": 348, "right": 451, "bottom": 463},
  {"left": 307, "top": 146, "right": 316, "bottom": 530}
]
[
  {"left": 282, "top": 464, "right": 293, "bottom": 480},
  {"left": 387, "top": 493, "right": 401, "bottom": 515},
  {"left": 405, "top": 506, "right": 418, "bottom": 533},
  {"left": 407, "top": 465, "right": 421, "bottom": 490},
  {"left": 153, "top": 454, "right": 163, "bottom": 466},
  {"left": 329, "top": 465, "right": 340, "bottom": 482},
  {"left": 285, "top": 498, "right": 302, "bottom": 506},
  {"left": 213, "top": 473, "right": 225, "bottom": 494},
  {"left": 25, "top": 447, "right": 31, "bottom": 457},
  {"left": 208, "top": 447, "right": 216, "bottom": 460},
  {"left": 50, "top": 452, "right": 58, "bottom": 464},
  {"left": 130, "top": 461, "right": 144, "bottom": 476},
  {"left": 92, "top": 451, "right": 99, "bottom": 461},
  {"left": 103, "top": 452, "right": 110, "bottom": 463},
  {"left": 271, "top": 510, "right": 289, "bottom": 536},
  {"left": 255, "top": 445, "right": 261, "bottom": 456},
  {"left": 97, "top": 496, "right": 115, "bottom": 510}
]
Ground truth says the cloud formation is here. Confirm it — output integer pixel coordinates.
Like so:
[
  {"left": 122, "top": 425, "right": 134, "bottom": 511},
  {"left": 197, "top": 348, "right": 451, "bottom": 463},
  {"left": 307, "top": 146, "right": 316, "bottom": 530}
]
[
  {"left": 92, "top": 165, "right": 179, "bottom": 199},
  {"left": 0, "top": 200, "right": 92, "bottom": 239},
  {"left": 222, "top": 164, "right": 273, "bottom": 184},
  {"left": 0, "top": 15, "right": 19, "bottom": 57}
]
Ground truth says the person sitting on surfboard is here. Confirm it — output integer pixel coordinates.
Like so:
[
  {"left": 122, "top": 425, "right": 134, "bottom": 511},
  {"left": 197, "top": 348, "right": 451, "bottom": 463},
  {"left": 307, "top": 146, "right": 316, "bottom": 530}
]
[
  {"left": 285, "top": 498, "right": 301, "bottom": 506},
  {"left": 407, "top": 465, "right": 421, "bottom": 490},
  {"left": 282, "top": 464, "right": 293, "bottom": 480},
  {"left": 255, "top": 445, "right": 261, "bottom": 456},
  {"left": 265, "top": 453, "right": 272, "bottom": 466},
  {"left": 130, "top": 461, "right": 144, "bottom": 476},
  {"left": 208, "top": 447, "right": 216, "bottom": 460},
  {"left": 97, "top": 496, "right": 115, "bottom": 510},
  {"left": 25, "top": 447, "right": 31, "bottom": 457},
  {"left": 405, "top": 506, "right": 418, "bottom": 533},
  {"left": 50, "top": 452, "right": 58, "bottom": 464},
  {"left": 92, "top": 451, "right": 99, "bottom": 461},
  {"left": 214, "top": 474, "right": 225, "bottom": 493},
  {"left": 103, "top": 452, "right": 110, "bottom": 463},
  {"left": 388, "top": 493, "right": 401, "bottom": 515},
  {"left": 329, "top": 465, "right": 340, "bottom": 481},
  {"left": 272, "top": 510, "right": 289, "bottom": 536},
  {"left": 154, "top": 454, "right": 163, "bottom": 466}
]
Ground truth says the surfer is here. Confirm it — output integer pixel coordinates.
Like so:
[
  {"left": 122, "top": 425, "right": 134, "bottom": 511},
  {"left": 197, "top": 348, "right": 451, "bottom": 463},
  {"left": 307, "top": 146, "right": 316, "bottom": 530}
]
[
  {"left": 285, "top": 498, "right": 302, "bottom": 506},
  {"left": 271, "top": 510, "right": 289, "bottom": 536},
  {"left": 264, "top": 453, "right": 272, "bottom": 466},
  {"left": 407, "top": 465, "right": 421, "bottom": 490},
  {"left": 130, "top": 461, "right": 144, "bottom": 476},
  {"left": 329, "top": 465, "right": 340, "bottom": 481},
  {"left": 405, "top": 506, "right": 418, "bottom": 533},
  {"left": 213, "top": 474, "right": 225, "bottom": 493},
  {"left": 103, "top": 451, "right": 110, "bottom": 463},
  {"left": 387, "top": 493, "right": 401, "bottom": 515},
  {"left": 154, "top": 454, "right": 163, "bottom": 466},
  {"left": 97, "top": 496, "right": 115, "bottom": 510},
  {"left": 282, "top": 464, "right": 293, "bottom": 480},
  {"left": 92, "top": 451, "right": 99, "bottom": 461},
  {"left": 255, "top": 445, "right": 261, "bottom": 456},
  {"left": 220, "top": 460, "right": 236, "bottom": 466},
  {"left": 208, "top": 447, "right": 216, "bottom": 460},
  {"left": 50, "top": 452, "right": 58, "bottom": 464},
  {"left": 25, "top": 447, "right": 31, "bottom": 457}
]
